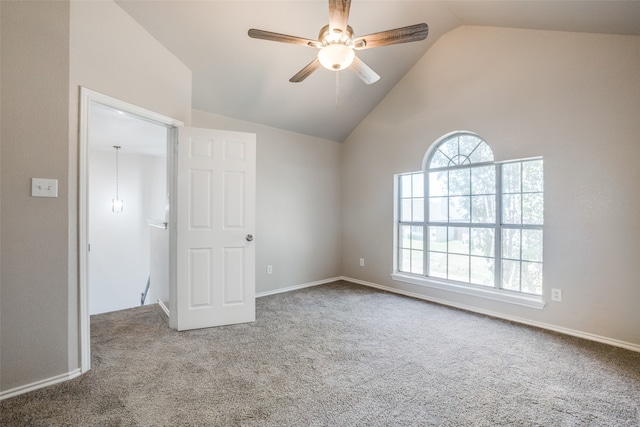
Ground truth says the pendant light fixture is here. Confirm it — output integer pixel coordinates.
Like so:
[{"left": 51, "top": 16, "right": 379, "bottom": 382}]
[{"left": 112, "top": 145, "right": 123, "bottom": 213}]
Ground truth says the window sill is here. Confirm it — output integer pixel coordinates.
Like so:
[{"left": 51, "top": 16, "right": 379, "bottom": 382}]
[{"left": 391, "top": 273, "right": 546, "bottom": 310}]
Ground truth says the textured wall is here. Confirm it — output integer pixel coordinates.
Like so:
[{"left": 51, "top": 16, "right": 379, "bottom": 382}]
[
  {"left": 1, "top": 0, "right": 71, "bottom": 392},
  {"left": 192, "top": 110, "right": 343, "bottom": 294},
  {"left": 341, "top": 26, "right": 640, "bottom": 347}
]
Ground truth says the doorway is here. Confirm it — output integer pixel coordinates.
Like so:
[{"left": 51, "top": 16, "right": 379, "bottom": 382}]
[
  {"left": 79, "top": 88, "right": 256, "bottom": 373},
  {"left": 79, "top": 88, "right": 184, "bottom": 372},
  {"left": 88, "top": 102, "right": 169, "bottom": 315}
]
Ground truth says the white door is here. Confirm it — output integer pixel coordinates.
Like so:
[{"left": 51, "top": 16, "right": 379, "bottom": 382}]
[{"left": 175, "top": 127, "right": 256, "bottom": 331}]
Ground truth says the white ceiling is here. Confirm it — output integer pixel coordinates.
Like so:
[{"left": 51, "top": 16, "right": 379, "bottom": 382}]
[
  {"left": 90, "top": 102, "right": 168, "bottom": 157},
  {"left": 114, "top": 0, "right": 640, "bottom": 143}
]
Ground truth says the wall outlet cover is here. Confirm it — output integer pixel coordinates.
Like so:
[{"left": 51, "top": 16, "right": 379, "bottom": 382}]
[{"left": 31, "top": 178, "right": 58, "bottom": 198}]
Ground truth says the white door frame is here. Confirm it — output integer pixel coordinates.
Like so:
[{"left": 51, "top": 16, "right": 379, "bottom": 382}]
[{"left": 78, "top": 88, "right": 183, "bottom": 372}]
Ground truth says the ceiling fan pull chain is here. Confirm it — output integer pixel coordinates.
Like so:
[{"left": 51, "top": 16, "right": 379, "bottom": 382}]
[{"left": 335, "top": 71, "right": 340, "bottom": 109}]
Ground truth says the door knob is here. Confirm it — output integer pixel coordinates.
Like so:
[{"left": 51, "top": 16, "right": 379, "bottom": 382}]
[{"left": 246, "top": 234, "right": 254, "bottom": 242}]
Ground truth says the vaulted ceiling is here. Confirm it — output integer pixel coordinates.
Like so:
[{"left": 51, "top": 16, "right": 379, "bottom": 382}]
[{"left": 116, "top": 1, "right": 640, "bottom": 142}]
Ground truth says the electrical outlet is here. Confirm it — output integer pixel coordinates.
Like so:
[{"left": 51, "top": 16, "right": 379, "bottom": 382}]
[
  {"left": 359, "top": 258, "right": 365, "bottom": 267},
  {"left": 551, "top": 288, "right": 562, "bottom": 302},
  {"left": 267, "top": 265, "right": 273, "bottom": 275}
]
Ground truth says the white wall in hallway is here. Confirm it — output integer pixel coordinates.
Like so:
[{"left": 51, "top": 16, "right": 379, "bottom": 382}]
[{"left": 89, "top": 150, "right": 166, "bottom": 315}]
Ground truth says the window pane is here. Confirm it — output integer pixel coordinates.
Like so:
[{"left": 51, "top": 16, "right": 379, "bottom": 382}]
[
  {"left": 411, "top": 250, "right": 424, "bottom": 274},
  {"left": 459, "top": 134, "right": 481, "bottom": 157},
  {"left": 439, "top": 139, "right": 459, "bottom": 160},
  {"left": 471, "top": 228, "right": 495, "bottom": 257},
  {"left": 413, "top": 198, "right": 424, "bottom": 222},
  {"left": 471, "top": 256, "right": 494, "bottom": 286},
  {"left": 472, "top": 195, "right": 496, "bottom": 223},
  {"left": 448, "top": 254, "right": 469, "bottom": 282},
  {"left": 400, "top": 225, "right": 412, "bottom": 249},
  {"left": 522, "top": 160, "right": 543, "bottom": 192},
  {"left": 430, "top": 150, "right": 450, "bottom": 169},
  {"left": 522, "top": 193, "right": 543, "bottom": 225},
  {"left": 522, "top": 229, "right": 543, "bottom": 262},
  {"left": 412, "top": 173, "right": 424, "bottom": 197},
  {"left": 411, "top": 226, "right": 424, "bottom": 250},
  {"left": 502, "top": 163, "right": 521, "bottom": 193},
  {"left": 502, "top": 229, "right": 521, "bottom": 260},
  {"left": 448, "top": 227, "right": 469, "bottom": 255},
  {"left": 521, "top": 262, "right": 542, "bottom": 295},
  {"left": 400, "top": 199, "right": 412, "bottom": 222},
  {"left": 449, "top": 169, "right": 470, "bottom": 196},
  {"left": 400, "top": 249, "right": 411, "bottom": 272},
  {"left": 469, "top": 141, "right": 494, "bottom": 163},
  {"left": 428, "top": 252, "right": 447, "bottom": 278},
  {"left": 472, "top": 165, "right": 496, "bottom": 195},
  {"left": 501, "top": 259, "right": 521, "bottom": 291},
  {"left": 429, "top": 197, "right": 448, "bottom": 222},
  {"left": 429, "top": 171, "right": 448, "bottom": 197},
  {"left": 502, "top": 194, "right": 522, "bottom": 224},
  {"left": 449, "top": 196, "right": 470, "bottom": 222},
  {"left": 429, "top": 226, "right": 447, "bottom": 252},
  {"left": 400, "top": 174, "right": 412, "bottom": 198}
]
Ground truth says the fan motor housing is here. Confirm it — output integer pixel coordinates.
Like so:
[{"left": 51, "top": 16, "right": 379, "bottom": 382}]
[{"left": 319, "top": 24, "right": 354, "bottom": 45}]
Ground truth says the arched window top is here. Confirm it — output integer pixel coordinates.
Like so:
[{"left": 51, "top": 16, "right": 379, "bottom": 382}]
[{"left": 428, "top": 132, "right": 494, "bottom": 170}]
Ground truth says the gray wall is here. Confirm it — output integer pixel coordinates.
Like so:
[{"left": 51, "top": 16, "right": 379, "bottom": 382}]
[
  {"left": 191, "top": 110, "right": 343, "bottom": 294},
  {"left": 1, "top": 0, "right": 71, "bottom": 392},
  {"left": 1, "top": 0, "right": 192, "bottom": 394},
  {"left": 341, "top": 26, "right": 640, "bottom": 347}
]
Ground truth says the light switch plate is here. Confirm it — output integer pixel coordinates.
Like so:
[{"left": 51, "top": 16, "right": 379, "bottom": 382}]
[{"left": 31, "top": 178, "right": 58, "bottom": 198}]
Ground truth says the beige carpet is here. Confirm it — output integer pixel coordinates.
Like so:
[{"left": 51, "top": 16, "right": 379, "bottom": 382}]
[{"left": 2, "top": 281, "right": 639, "bottom": 426}]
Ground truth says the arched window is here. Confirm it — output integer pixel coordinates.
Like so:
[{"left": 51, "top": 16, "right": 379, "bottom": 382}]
[
  {"left": 428, "top": 132, "right": 494, "bottom": 168},
  {"left": 395, "top": 132, "right": 543, "bottom": 299}
]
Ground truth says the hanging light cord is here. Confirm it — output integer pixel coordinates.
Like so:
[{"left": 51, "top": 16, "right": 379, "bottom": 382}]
[{"left": 114, "top": 145, "right": 121, "bottom": 199}]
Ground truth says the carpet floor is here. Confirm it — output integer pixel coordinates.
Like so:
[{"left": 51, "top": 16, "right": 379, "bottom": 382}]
[{"left": 1, "top": 281, "right": 639, "bottom": 426}]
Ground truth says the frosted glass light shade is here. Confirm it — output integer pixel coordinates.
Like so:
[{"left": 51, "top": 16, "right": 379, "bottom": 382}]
[
  {"left": 112, "top": 198, "right": 124, "bottom": 213},
  {"left": 318, "top": 44, "right": 355, "bottom": 70}
]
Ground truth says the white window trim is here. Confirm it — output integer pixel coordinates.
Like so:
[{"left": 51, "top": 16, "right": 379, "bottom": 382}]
[{"left": 391, "top": 272, "right": 545, "bottom": 309}]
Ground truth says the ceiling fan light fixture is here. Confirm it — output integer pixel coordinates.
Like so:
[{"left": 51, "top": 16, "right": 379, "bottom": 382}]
[
  {"left": 248, "top": 1, "right": 428, "bottom": 84},
  {"left": 318, "top": 43, "right": 355, "bottom": 70}
]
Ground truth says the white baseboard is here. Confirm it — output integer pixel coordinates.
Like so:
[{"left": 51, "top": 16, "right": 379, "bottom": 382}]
[
  {"left": 341, "top": 276, "right": 640, "bottom": 353},
  {"left": 256, "top": 277, "right": 343, "bottom": 298},
  {"left": 157, "top": 299, "right": 170, "bottom": 317},
  {"left": 0, "top": 368, "right": 82, "bottom": 401}
]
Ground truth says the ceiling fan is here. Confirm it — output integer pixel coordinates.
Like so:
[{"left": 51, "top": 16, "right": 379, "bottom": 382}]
[{"left": 248, "top": 0, "right": 428, "bottom": 85}]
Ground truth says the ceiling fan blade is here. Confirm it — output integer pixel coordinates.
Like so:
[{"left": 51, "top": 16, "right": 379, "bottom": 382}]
[
  {"left": 290, "top": 58, "right": 321, "bottom": 83},
  {"left": 248, "top": 29, "right": 321, "bottom": 48},
  {"left": 329, "top": 0, "right": 351, "bottom": 35},
  {"left": 349, "top": 56, "right": 380, "bottom": 85},
  {"left": 352, "top": 23, "right": 429, "bottom": 50}
]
